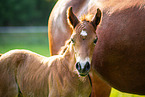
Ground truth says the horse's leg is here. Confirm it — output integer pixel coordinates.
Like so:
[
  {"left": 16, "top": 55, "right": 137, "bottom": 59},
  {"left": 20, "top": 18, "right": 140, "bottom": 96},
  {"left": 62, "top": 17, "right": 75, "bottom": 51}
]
[
  {"left": 0, "top": 55, "right": 19, "bottom": 97},
  {"left": 90, "top": 70, "right": 111, "bottom": 97},
  {"left": 0, "top": 73, "right": 19, "bottom": 97}
]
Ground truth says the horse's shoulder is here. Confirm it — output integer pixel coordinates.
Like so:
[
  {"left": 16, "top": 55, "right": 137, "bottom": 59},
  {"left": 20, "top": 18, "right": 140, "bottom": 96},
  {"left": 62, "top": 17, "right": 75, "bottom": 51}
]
[{"left": 42, "top": 55, "right": 63, "bottom": 68}]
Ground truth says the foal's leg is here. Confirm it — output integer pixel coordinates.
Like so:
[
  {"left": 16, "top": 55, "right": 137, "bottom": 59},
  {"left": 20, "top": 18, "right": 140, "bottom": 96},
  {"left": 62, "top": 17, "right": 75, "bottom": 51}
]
[
  {"left": 0, "top": 53, "right": 20, "bottom": 97},
  {"left": 0, "top": 72, "right": 19, "bottom": 97}
]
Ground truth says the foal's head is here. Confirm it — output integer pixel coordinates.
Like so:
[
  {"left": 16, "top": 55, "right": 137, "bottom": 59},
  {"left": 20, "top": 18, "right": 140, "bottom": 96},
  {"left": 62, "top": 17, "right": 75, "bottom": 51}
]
[{"left": 67, "top": 7, "right": 101, "bottom": 76}]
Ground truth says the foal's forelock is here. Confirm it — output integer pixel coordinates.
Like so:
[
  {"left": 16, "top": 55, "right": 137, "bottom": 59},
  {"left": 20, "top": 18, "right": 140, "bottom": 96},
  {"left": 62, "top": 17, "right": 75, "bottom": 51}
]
[{"left": 74, "top": 21, "right": 96, "bottom": 34}]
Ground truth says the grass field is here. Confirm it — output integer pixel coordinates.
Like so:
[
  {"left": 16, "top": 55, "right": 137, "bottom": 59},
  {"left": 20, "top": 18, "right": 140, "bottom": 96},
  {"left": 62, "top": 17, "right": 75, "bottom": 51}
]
[
  {"left": 0, "top": 33, "right": 144, "bottom": 97},
  {"left": 0, "top": 33, "right": 50, "bottom": 57}
]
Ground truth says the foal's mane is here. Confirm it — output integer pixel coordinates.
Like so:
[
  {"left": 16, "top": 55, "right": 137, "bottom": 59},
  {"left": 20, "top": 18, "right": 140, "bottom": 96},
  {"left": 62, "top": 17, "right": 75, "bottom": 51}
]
[
  {"left": 58, "top": 39, "right": 71, "bottom": 55},
  {"left": 79, "top": 14, "right": 94, "bottom": 22}
]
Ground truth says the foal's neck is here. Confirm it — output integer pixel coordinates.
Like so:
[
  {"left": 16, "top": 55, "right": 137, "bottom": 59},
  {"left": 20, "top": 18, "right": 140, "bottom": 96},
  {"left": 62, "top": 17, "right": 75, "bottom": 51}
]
[
  {"left": 60, "top": 43, "right": 90, "bottom": 82},
  {"left": 62, "top": 43, "right": 76, "bottom": 73}
]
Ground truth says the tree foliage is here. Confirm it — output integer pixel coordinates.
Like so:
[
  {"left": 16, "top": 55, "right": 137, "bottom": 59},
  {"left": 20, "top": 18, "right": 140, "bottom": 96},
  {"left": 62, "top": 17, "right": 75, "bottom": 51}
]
[{"left": 0, "top": 0, "right": 57, "bottom": 26}]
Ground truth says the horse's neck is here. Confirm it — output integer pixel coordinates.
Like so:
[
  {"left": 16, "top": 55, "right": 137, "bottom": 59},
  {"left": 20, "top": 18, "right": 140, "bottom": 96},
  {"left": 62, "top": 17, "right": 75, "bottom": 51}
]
[
  {"left": 60, "top": 43, "right": 89, "bottom": 82},
  {"left": 62, "top": 43, "right": 76, "bottom": 72}
]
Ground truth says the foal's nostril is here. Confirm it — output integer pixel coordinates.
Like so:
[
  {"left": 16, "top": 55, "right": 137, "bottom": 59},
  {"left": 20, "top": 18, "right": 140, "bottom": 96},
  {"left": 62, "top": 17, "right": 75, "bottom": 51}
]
[
  {"left": 85, "top": 62, "right": 90, "bottom": 71},
  {"left": 76, "top": 62, "right": 81, "bottom": 71}
]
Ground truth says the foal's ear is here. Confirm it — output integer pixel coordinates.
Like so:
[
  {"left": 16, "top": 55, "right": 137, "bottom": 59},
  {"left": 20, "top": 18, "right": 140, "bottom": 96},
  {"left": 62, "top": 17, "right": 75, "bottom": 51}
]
[
  {"left": 91, "top": 8, "right": 102, "bottom": 30},
  {"left": 67, "top": 7, "right": 79, "bottom": 29}
]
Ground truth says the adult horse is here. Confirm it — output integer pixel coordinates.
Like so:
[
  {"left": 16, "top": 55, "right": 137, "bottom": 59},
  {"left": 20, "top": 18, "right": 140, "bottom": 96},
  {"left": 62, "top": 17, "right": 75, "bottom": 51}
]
[
  {"left": 48, "top": 0, "right": 145, "bottom": 95},
  {"left": 0, "top": 7, "right": 102, "bottom": 97}
]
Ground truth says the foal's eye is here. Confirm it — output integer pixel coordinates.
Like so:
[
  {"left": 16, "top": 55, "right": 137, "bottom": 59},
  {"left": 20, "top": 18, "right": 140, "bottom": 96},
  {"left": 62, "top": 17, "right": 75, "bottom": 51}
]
[
  {"left": 71, "top": 38, "right": 75, "bottom": 43},
  {"left": 93, "top": 37, "right": 98, "bottom": 45}
]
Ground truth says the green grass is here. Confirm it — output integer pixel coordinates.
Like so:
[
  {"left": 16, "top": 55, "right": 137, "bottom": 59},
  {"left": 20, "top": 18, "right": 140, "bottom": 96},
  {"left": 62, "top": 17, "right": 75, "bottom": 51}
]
[
  {"left": 0, "top": 33, "right": 145, "bottom": 97},
  {"left": 0, "top": 33, "right": 50, "bottom": 57},
  {"left": 110, "top": 88, "right": 145, "bottom": 97}
]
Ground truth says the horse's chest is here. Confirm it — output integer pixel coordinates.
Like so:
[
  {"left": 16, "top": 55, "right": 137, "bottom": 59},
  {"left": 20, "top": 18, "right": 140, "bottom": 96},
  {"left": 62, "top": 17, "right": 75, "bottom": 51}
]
[
  {"left": 49, "top": 72, "right": 91, "bottom": 97},
  {"left": 62, "top": 76, "right": 91, "bottom": 97}
]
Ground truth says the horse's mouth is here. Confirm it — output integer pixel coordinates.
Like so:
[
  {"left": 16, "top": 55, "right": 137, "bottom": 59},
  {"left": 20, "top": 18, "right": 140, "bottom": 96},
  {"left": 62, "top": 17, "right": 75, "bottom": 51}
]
[{"left": 79, "top": 72, "right": 89, "bottom": 77}]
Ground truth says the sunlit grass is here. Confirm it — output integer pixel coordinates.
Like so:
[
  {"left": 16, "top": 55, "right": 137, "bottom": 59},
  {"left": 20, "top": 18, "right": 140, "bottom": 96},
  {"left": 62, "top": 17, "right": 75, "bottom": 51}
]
[{"left": 110, "top": 88, "right": 145, "bottom": 97}]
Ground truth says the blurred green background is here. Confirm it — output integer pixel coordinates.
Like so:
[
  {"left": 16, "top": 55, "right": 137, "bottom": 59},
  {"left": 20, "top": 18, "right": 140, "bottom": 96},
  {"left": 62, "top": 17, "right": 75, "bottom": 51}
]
[
  {"left": 0, "top": 0, "right": 57, "bottom": 26},
  {"left": 0, "top": 0, "right": 144, "bottom": 97},
  {"left": 0, "top": 32, "right": 50, "bottom": 57}
]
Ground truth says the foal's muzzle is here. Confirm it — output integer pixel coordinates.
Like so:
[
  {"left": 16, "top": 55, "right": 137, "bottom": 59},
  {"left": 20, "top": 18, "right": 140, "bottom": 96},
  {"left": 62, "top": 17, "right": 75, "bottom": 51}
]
[{"left": 76, "top": 61, "right": 90, "bottom": 76}]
